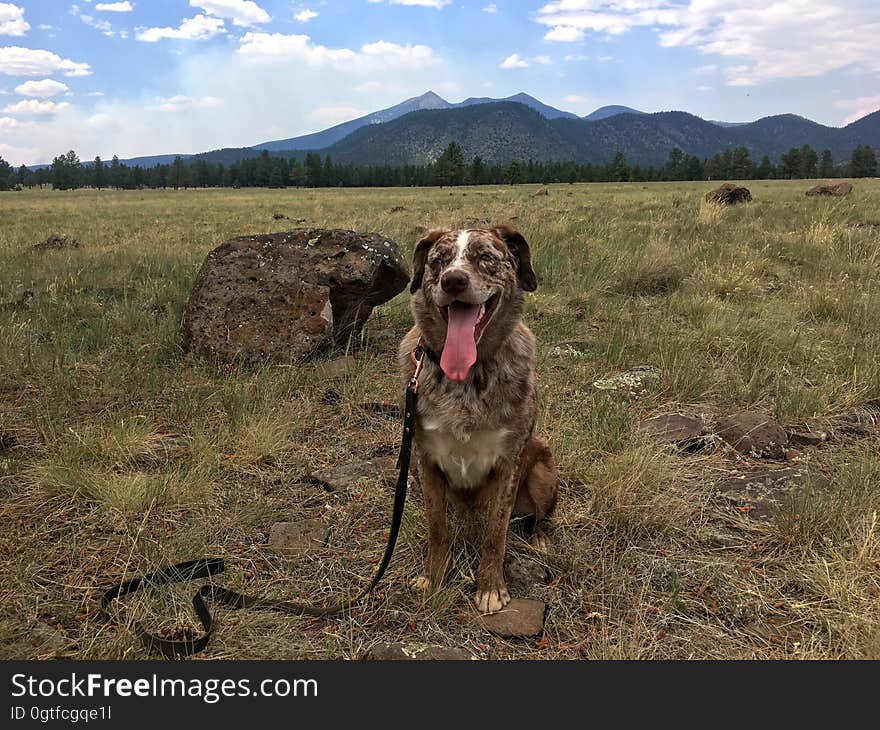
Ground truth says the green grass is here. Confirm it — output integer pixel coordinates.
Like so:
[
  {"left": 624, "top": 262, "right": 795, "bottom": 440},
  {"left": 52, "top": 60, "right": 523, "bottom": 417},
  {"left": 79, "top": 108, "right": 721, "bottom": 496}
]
[{"left": 1, "top": 180, "right": 879, "bottom": 660}]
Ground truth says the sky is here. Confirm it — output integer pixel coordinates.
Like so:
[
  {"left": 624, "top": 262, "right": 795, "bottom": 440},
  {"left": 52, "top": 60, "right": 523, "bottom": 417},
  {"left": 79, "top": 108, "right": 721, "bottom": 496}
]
[{"left": 0, "top": 0, "right": 878, "bottom": 166}]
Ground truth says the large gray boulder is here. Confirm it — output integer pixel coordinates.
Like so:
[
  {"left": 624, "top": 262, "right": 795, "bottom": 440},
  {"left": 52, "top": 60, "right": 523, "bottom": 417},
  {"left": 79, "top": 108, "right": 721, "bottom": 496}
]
[{"left": 183, "top": 229, "right": 409, "bottom": 363}]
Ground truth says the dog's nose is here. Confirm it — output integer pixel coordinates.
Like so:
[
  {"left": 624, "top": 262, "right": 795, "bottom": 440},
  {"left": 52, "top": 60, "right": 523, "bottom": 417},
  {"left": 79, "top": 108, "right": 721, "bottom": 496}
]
[{"left": 440, "top": 269, "right": 469, "bottom": 295}]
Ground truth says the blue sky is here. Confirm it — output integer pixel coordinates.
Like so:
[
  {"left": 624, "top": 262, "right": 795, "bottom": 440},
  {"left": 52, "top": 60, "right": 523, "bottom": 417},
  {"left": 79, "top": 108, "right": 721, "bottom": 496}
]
[{"left": 1, "top": 1, "right": 878, "bottom": 165}]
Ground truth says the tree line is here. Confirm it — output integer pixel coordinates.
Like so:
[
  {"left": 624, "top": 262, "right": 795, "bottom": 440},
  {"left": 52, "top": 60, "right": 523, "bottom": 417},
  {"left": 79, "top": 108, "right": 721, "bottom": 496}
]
[{"left": 1, "top": 142, "right": 876, "bottom": 192}]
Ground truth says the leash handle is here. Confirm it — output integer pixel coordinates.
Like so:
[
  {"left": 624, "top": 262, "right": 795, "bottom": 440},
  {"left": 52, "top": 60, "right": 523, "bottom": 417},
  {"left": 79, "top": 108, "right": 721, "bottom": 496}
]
[{"left": 101, "top": 346, "right": 425, "bottom": 658}]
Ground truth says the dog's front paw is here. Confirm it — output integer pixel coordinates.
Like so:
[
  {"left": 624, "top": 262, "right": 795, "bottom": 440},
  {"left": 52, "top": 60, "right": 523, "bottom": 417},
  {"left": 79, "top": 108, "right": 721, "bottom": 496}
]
[
  {"left": 475, "top": 584, "right": 511, "bottom": 614},
  {"left": 409, "top": 575, "right": 431, "bottom": 593},
  {"left": 530, "top": 528, "right": 550, "bottom": 554}
]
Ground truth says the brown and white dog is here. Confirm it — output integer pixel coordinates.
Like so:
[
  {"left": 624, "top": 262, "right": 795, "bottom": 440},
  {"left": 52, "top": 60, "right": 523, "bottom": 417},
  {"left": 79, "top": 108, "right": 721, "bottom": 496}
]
[{"left": 398, "top": 225, "right": 557, "bottom": 614}]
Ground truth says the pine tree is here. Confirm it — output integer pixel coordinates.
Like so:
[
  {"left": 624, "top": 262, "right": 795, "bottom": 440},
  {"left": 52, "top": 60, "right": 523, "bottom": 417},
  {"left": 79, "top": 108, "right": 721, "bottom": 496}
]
[
  {"left": 609, "top": 152, "right": 629, "bottom": 182},
  {"left": 799, "top": 144, "right": 818, "bottom": 178},
  {"left": 780, "top": 148, "right": 801, "bottom": 179},
  {"left": 502, "top": 159, "right": 523, "bottom": 185},
  {"left": 850, "top": 145, "right": 877, "bottom": 177},
  {"left": 756, "top": 155, "right": 774, "bottom": 179},
  {"left": 731, "top": 147, "right": 754, "bottom": 179},
  {"left": 435, "top": 142, "right": 465, "bottom": 186},
  {"left": 110, "top": 155, "right": 122, "bottom": 189},
  {"left": 819, "top": 149, "right": 834, "bottom": 177},
  {"left": 93, "top": 156, "right": 106, "bottom": 189},
  {"left": 469, "top": 155, "right": 485, "bottom": 185},
  {"left": 0, "top": 156, "right": 12, "bottom": 190}
]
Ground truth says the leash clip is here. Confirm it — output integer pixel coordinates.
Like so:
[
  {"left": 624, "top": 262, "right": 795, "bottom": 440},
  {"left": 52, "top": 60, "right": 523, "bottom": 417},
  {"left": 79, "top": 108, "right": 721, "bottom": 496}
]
[{"left": 409, "top": 337, "right": 427, "bottom": 393}]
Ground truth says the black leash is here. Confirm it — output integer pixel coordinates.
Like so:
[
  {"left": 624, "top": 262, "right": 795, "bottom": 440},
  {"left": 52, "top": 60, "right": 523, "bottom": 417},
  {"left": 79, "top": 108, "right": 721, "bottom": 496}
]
[{"left": 101, "top": 340, "right": 428, "bottom": 658}]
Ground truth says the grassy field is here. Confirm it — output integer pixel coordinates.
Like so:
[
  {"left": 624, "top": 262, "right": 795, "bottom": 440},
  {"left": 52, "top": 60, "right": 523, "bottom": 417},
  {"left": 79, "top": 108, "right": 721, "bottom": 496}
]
[{"left": 1, "top": 180, "right": 879, "bottom": 660}]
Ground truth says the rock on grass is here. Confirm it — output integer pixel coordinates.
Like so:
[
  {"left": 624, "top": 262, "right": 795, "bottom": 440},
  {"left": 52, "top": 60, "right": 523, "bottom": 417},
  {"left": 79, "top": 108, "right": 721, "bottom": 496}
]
[
  {"left": 714, "top": 411, "right": 788, "bottom": 459},
  {"left": 363, "top": 643, "right": 475, "bottom": 660},
  {"left": 268, "top": 520, "right": 329, "bottom": 553},
  {"left": 182, "top": 229, "right": 410, "bottom": 364},
  {"left": 479, "top": 598, "right": 546, "bottom": 638},
  {"left": 308, "top": 457, "right": 399, "bottom": 492}
]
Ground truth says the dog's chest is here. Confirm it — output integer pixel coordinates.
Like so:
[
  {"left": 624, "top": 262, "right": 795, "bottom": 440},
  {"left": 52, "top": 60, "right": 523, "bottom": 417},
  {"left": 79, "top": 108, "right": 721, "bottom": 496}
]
[{"left": 419, "top": 418, "right": 509, "bottom": 490}]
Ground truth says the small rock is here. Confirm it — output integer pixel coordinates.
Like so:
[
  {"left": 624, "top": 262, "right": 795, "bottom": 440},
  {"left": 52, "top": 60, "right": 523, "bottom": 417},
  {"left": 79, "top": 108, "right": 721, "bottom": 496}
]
[
  {"left": 272, "top": 212, "right": 287, "bottom": 220},
  {"left": 388, "top": 206, "right": 407, "bottom": 213},
  {"left": 832, "top": 407, "right": 879, "bottom": 438},
  {"left": 32, "top": 233, "right": 80, "bottom": 251},
  {"left": 714, "top": 411, "right": 788, "bottom": 459},
  {"left": 309, "top": 456, "right": 399, "bottom": 491},
  {"left": 806, "top": 182, "right": 853, "bottom": 197},
  {"left": 648, "top": 557, "right": 677, "bottom": 591},
  {"left": 533, "top": 187, "right": 549, "bottom": 197},
  {"left": 268, "top": 520, "right": 328, "bottom": 553},
  {"left": 718, "top": 467, "right": 831, "bottom": 520},
  {"left": 321, "top": 388, "right": 341, "bottom": 406},
  {"left": 639, "top": 414, "right": 706, "bottom": 446},
  {"left": 592, "top": 366, "right": 659, "bottom": 398},
  {"left": 479, "top": 598, "right": 546, "bottom": 638},
  {"left": 504, "top": 554, "right": 549, "bottom": 592},
  {"left": 787, "top": 429, "right": 827, "bottom": 448},
  {"left": 550, "top": 340, "right": 592, "bottom": 357},
  {"left": 705, "top": 183, "right": 752, "bottom": 205},
  {"left": 364, "top": 643, "right": 475, "bottom": 660}
]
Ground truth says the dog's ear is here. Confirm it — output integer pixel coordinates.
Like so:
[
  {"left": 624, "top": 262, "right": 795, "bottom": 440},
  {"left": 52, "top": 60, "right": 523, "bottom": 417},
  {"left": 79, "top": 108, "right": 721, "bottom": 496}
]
[
  {"left": 410, "top": 228, "right": 449, "bottom": 293},
  {"left": 493, "top": 224, "right": 537, "bottom": 292}
]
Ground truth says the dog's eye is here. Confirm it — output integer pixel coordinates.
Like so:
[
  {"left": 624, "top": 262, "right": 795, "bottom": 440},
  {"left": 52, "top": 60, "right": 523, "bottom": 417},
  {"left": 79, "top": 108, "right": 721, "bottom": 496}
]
[{"left": 480, "top": 253, "right": 495, "bottom": 263}]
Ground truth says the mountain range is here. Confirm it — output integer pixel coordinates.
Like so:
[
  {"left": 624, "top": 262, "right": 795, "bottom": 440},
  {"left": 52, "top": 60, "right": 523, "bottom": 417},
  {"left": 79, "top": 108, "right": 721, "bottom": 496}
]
[{"left": 113, "top": 91, "right": 879, "bottom": 170}]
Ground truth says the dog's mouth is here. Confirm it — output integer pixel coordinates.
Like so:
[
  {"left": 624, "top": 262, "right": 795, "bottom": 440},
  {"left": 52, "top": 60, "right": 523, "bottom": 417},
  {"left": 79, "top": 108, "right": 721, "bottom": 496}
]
[{"left": 437, "top": 295, "right": 498, "bottom": 382}]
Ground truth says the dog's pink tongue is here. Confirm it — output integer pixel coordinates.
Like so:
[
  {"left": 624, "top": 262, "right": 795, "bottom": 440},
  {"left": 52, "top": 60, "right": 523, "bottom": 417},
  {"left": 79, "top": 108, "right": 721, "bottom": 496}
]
[{"left": 441, "top": 301, "right": 480, "bottom": 381}]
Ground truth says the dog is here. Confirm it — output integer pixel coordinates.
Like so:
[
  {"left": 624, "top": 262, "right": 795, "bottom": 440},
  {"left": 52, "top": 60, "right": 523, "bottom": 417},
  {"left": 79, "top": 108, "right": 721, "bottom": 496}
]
[{"left": 398, "top": 225, "right": 558, "bottom": 614}]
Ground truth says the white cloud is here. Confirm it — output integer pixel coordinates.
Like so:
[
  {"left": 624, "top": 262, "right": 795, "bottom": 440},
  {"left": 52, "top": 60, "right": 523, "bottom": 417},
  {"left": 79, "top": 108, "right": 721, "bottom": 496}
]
[
  {"left": 295, "top": 9, "right": 318, "bottom": 23},
  {"left": 0, "top": 46, "right": 91, "bottom": 76},
  {"left": 0, "top": 3, "right": 29, "bottom": 36},
  {"left": 14, "top": 78, "right": 69, "bottom": 97},
  {"left": 536, "top": 0, "right": 676, "bottom": 37},
  {"left": 3, "top": 98, "right": 70, "bottom": 114},
  {"left": 482, "top": 3, "right": 498, "bottom": 12},
  {"left": 87, "top": 90, "right": 105, "bottom": 96},
  {"left": 563, "top": 94, "right": 587, "bottom": 103},
  {"left": 535, "top": 1, "right": 880, "bottom": 86},
  {"left": 544, "top": 25, "right": 585, "bottom": 42},
  {"left": 95, "top": 1, "right": 134, "bottom": 11},
  {"left": 151, "top": 94, "right": 224, "bottom": 112},
  {"left": 191, "top": 0, "right": 270, "bottom": 27},
  {"left": 834, "top": 95, "right": 880, "bottom": 125},
  {"left": 500, "top": 53, "right": 551, "bottom": 69},
  {"left": 238, "top": 33, "right": 437, "bottom": 70},
  {"left": 136, "top": 14, "right": 226, "bottom": 42},
  {"left": 367, "top": 0, "right": 452, "bottom": 8},
  {"left": 79, "top": 14, "right": 115, "bottom": 36},
  {"left": 500, "top": 53, "right": 528, "bottom": 68}
]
